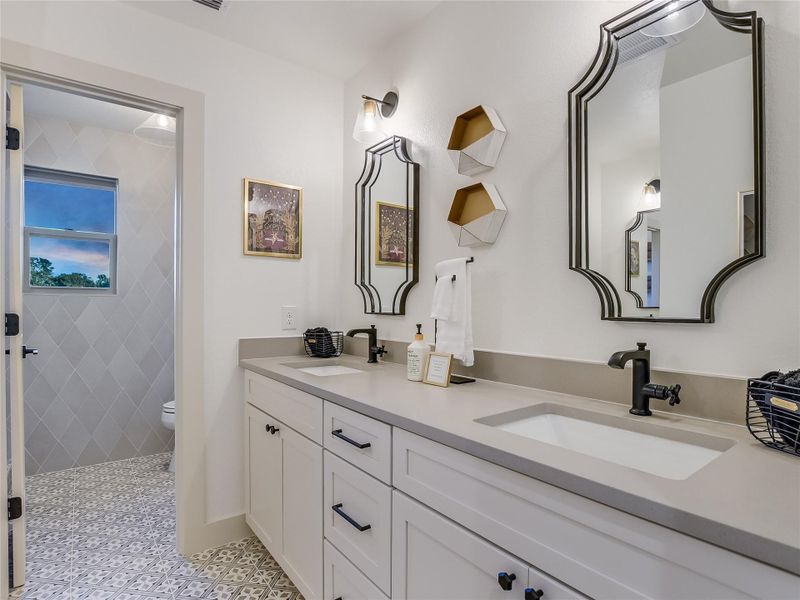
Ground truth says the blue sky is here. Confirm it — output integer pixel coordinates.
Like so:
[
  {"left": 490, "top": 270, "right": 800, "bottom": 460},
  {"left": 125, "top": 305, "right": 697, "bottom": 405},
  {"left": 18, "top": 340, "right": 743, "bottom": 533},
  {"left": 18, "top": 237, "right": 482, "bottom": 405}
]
[
  {"left": 25, "top": 179, "right": 114, "bottom": 278},
  {"left": 25, "top": 180, "right": 115, "bottom": 233},
  {"left": 29, "top": 236, "right": 110, "bottom": 278}
]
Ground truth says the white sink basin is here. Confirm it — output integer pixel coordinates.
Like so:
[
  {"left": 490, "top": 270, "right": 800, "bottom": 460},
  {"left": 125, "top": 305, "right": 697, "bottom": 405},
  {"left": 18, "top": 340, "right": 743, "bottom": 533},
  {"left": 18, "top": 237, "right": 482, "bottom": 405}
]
[
  {"left": 295, "top": 365, "right": 364, "bottom": 377},
  {"left": 477, "top": 404, "right": 734, "bottom": 480},
  {"left": 281, "top": 361, "right": 365, "bottom": 377}
]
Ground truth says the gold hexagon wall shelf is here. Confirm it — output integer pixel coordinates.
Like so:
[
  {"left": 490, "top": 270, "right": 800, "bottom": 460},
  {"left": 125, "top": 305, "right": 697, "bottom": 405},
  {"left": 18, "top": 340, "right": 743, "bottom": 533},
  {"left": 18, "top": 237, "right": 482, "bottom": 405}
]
[
  {"left": 447, "top": 182, "right": 507, "bottom": 247},
  {"left": 447, "top": 105, "right": 507, "bottom": 176}
]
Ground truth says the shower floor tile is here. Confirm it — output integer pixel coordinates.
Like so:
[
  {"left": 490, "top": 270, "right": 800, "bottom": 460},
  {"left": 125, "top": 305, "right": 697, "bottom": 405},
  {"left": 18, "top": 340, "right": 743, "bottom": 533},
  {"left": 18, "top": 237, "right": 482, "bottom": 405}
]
[{"left": 12, "top": 453, "right": 303, "bottom": 600}]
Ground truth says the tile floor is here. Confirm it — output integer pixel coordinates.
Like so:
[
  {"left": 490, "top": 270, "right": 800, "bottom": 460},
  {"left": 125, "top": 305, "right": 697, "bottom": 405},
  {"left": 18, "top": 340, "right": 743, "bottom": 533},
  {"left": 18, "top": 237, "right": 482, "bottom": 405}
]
[{"left": 12, "top": 452, "right": 303, "bottom": 600}]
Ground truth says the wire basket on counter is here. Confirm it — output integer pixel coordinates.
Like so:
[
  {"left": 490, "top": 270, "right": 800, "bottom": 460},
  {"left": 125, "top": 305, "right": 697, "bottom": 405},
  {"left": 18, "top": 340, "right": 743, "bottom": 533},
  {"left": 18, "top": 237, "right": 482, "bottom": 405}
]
[
  {"left": 303, "top": 328, "right": 344, "bottom": 358},
  {"left": 747, "top": 378, "right": 800, "bottom": 456}
]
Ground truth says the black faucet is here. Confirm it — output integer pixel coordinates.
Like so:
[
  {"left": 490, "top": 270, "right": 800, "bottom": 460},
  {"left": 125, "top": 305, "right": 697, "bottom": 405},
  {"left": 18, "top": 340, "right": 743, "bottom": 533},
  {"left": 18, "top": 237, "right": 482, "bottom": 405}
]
[
  {"left": 608, "top": 342, "right": 681, "bottom": 416},
  {"left": 346, "top": 325, "right": 386, "bottom": 364}
]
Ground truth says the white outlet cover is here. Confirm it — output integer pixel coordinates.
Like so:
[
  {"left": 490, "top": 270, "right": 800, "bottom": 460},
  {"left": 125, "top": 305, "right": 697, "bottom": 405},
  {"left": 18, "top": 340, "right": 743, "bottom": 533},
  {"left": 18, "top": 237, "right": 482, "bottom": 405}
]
[{"left": 281, "top": 305, "right": 297, "bottom": 330}]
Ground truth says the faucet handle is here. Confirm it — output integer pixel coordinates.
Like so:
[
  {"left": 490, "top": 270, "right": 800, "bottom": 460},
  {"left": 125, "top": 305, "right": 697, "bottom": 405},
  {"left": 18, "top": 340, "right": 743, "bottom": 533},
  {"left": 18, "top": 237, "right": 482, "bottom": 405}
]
[
  {"left": 666, "top": 384, "right": 681, "bottom": 406},
  {"left": 637, "top": 342, "right": 647, "bottom": 351}
]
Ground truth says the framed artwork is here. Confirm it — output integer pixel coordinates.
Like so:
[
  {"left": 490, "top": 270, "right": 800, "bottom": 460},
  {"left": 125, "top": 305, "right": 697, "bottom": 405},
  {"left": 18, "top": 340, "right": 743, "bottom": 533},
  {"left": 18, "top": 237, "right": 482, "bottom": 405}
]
[
  {"left": 628, "top": 240, "right": 640, "bottom": 277},
  {"left": 244, "top": 178, "right": 302, "bottom": 258},
  {"left": 739, "top": 190, "right": 756, "bottom": 256},
  {"left": 423, "top": 352, "right": 453, "bottom": 387},
  {"left": 375, "top": 201, "right": 413, "bottom": 266}
]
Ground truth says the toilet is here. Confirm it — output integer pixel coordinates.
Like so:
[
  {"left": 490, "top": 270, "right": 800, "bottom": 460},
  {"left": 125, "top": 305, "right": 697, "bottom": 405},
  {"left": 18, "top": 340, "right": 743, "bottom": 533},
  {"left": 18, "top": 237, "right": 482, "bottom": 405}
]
[{"left": 161, "top": 400, "right": 176, "bottom": 472}]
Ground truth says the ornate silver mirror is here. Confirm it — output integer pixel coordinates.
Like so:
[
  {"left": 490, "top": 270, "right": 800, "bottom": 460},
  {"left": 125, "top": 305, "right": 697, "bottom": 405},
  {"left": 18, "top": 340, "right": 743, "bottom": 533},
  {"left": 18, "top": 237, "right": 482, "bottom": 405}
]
[
  {"left": 568, "top": 0, "right": 764, "bottom": 322},
  {"left": 354, "top": 136, "right": 419, "bottom": 315}
]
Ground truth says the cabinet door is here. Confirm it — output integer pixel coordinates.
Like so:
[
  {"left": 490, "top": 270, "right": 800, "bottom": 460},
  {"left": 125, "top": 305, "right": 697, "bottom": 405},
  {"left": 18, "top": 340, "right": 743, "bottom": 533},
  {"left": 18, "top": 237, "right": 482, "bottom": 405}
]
[
  {"left": 246, "top": 404, "right": 283, "bottom": 554},
  {"left": 392, "top": 491, "right": 529, "bottom": 600},
  {"left": 282, "top": 424, "right": 323, "bottom": 599}
]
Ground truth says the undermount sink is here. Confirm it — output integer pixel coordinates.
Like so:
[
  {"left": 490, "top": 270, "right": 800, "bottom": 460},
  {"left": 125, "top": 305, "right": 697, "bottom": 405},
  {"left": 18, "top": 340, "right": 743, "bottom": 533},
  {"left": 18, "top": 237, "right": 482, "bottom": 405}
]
[
  {"left": 476, "top": 403, "right": 734, "bottom": 480},
  {"left": 282, "top": 361, "right": 365, "bottom": 377}
]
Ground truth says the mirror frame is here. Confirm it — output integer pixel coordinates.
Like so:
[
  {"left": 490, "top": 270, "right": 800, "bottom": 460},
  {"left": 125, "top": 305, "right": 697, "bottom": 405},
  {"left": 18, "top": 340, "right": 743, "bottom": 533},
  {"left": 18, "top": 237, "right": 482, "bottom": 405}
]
[
  {"left": 354, "top": 135, "right": 420, "bottom": 315},
  {"left": 567, "top": 0, "right": 765, "bottom": 323}
]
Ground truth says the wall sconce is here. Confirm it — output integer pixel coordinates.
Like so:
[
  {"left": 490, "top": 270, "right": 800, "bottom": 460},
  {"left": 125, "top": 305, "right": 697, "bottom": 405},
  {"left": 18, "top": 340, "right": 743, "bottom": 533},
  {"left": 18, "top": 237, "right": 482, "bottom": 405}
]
[
  {"left": 352, "top": 91, "right": 398, "bottom": 144},
  {"left": 638, "top": 178, "right": 661, "bottom": 212},
  {"left": 641, "top": 1, "right": 705, "bottom": 37}
]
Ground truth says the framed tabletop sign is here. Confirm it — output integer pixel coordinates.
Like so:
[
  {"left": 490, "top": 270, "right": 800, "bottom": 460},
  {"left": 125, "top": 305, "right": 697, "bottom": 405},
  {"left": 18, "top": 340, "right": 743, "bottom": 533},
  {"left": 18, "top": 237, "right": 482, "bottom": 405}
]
[
  {"left": 244, "top": 177, "right": 303, "bottom": 258},
  {"left": 423, "top": 352, "right": 453, "bottom": 387}
]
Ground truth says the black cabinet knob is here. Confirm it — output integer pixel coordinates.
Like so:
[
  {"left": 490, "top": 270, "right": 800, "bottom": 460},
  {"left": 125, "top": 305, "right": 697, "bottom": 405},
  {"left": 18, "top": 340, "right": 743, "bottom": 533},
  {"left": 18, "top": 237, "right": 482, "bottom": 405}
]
[
  {"left": 270, "top": 426, "right": 279, "bottom": 435},
  {"left": 497, "top": 572, "right": 516, "bottom": 591},
  {"left": 525, "top": 588, "right": 544, "bottom": 600}
]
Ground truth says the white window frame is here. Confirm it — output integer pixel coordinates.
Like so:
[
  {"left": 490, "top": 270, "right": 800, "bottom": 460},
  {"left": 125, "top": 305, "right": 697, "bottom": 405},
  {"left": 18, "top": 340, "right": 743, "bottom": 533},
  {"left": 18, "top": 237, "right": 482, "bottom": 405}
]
[{"left": 23, "top": 166, "right": 118, "bottom": 294}]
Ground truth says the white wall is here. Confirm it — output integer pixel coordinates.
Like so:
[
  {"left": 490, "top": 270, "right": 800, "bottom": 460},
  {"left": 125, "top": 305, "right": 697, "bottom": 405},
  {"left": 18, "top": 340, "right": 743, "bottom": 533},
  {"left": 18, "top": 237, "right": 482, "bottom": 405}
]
[
  {"left": 1, "top": 0, "right": 344, "bottom": 522},
  {"left": 339, "top": 0, "right": 800, "bottom": 377}
]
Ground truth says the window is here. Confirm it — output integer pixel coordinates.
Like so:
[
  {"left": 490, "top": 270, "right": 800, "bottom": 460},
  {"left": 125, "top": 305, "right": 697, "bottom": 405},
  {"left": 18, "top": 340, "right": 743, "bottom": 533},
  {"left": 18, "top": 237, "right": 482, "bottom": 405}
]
[{"left": 24, "top": 166, "right": 117, "bottom": 292}]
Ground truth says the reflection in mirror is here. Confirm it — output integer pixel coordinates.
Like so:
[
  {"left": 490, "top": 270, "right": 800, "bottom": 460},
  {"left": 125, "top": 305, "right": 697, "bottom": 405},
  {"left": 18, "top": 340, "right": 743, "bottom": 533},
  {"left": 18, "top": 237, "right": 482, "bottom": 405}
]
[
  {"left": 354, "top": 136, "right": 419, "bottom": 315},
  {"left": 569, "top": 0, "right": 764, "bottom": 322}
]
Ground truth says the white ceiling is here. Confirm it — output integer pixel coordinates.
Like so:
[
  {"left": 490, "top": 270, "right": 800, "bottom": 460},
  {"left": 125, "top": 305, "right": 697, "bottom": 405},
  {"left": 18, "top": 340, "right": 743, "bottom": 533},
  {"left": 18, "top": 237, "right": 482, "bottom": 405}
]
[
  {"left": 22, "top": 84, "right": 155, "bottom": 133},
  {"left": 126, "top": 0, "right": 440, "bottom": 80}
]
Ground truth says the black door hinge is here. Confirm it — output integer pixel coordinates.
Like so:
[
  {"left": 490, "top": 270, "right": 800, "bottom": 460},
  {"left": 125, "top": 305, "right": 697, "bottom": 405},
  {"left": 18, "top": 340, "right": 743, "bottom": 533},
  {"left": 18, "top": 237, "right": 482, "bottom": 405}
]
[
  {"left": 8, "top": 497, "right": 22, "bottom": 521},
  {"left": 6, "top": 126, "right": 20, "bottom": 150},
  {"left": 5, "top": 313, "right": 19, "bottom": 336}
]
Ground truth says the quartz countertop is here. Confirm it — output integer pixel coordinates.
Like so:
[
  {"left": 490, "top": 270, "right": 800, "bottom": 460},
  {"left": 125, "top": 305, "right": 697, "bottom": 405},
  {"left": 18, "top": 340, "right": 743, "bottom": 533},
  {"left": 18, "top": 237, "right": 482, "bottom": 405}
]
[{"left": 239, "top": 354, "right": 800, "bottom": 576}]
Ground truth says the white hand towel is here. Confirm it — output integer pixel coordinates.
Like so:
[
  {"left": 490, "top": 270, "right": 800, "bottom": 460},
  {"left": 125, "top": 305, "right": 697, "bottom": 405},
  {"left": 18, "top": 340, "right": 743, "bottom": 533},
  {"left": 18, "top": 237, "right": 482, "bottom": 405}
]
[
  {"left": 431, "top": 275, "right": 455, "bottom": 321},
  {"left": 433, "top": 258, "right": 474, "bottom": 367}
]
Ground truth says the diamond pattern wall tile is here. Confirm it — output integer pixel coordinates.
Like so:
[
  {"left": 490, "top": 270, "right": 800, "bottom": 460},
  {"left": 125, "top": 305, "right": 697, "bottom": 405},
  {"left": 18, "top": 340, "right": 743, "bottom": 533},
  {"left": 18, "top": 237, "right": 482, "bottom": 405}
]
[
  {"left": 42, "top": 303, "right": 73, "bottom": 346},
  {"left": 22, "top": 113, "right": 175, "bottom": 475},
  {"left": 59, "top": 372, "right": 93, "bottom": 414},
  {"left": 74, "top": 301, "right": 107, "bottom": 344},
  {"left": 26, "top": 375, "right": 58, "bottom": 418},
  {"left": 76, "top": 348, "right": 106, "bottom": 390},
  {"left": 27, "top": 422, "right": 58, "bottom": 466},
  {"left": 41, "top": 397, "right": 74, "bottom": 440},
  {"left": 60, "top": 325, "right": 90, "bottom": 367},
  {"left": 40, "top": 350, "right": 74, "bottom": 395},
  {"left": 109, "top": 391, "right": 137, "bottom": 430}
]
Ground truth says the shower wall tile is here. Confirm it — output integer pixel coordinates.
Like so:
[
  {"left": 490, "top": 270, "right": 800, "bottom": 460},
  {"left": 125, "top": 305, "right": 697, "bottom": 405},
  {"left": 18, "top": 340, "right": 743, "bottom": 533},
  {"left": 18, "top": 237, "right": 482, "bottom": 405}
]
[{"left": 22, "top": 113, "right": 175, "bottom": 475}]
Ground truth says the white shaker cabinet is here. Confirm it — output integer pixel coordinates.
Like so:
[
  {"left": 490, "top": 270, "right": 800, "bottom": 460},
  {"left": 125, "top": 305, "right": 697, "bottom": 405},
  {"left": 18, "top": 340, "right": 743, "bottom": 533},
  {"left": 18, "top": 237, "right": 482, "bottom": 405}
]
[
  {"left": 392, "top": 491, "right": 584, "bottom": 600},
  {"left": 245, "top": 399, "right": 323, "bottom": 600},
  {"left": 245, "top": 404, "right": 283, "bottom": 553},
  {"left": 282, "top": 423, "right": 324, "bottom": 598}
]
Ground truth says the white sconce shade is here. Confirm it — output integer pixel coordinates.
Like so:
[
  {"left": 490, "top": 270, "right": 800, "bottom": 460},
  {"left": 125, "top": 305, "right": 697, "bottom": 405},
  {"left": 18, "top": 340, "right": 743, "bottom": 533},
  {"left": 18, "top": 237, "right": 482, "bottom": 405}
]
[
  {"left": 352, "top": 98, "right": 385, "bottom": 144},
  {"left": 134, "top": 113, "right": 176, "bottom": 147},
  {"left": 641, "top": 1, "right": 706, "bottom": 38},
  {"left": 637, "top": 179, "right": 661, "bottom": 212}
]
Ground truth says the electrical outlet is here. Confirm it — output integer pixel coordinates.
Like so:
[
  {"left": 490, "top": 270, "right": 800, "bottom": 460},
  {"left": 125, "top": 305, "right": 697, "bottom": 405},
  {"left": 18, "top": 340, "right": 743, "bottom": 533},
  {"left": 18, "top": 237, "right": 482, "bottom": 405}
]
[{"left": 281, "top": 306, "right": 297, "bottom": 330}]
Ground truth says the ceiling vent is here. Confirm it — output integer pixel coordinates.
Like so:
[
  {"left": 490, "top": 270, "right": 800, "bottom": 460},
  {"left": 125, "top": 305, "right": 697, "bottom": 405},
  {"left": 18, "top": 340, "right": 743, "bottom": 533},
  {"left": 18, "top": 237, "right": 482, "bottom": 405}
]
[
  {"left": 617, "top": 31, "right": 680, "bottom": 65},
  {"left": 192, "top": 0, "right": 223, "bottom": 10}
]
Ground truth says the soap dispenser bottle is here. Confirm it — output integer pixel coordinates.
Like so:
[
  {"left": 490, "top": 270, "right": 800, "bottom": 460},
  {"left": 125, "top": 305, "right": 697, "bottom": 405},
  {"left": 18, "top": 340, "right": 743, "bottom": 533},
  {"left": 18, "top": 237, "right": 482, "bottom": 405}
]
[{"left": 407, "top": 324, "right": 430, "bottom": 382}]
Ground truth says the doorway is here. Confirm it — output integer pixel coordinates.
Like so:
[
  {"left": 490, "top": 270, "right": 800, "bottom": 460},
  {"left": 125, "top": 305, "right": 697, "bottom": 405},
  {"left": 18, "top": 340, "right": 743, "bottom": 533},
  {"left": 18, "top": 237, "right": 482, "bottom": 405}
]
[{"left": 4, "top": 81, "right": 178, "bottom": 592}]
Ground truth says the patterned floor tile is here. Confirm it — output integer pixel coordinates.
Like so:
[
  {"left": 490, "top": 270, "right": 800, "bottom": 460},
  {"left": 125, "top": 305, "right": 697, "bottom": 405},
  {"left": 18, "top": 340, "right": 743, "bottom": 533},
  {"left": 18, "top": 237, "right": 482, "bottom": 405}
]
[{"left": 13, "top": 453, "right": 303, "bottom": 600}]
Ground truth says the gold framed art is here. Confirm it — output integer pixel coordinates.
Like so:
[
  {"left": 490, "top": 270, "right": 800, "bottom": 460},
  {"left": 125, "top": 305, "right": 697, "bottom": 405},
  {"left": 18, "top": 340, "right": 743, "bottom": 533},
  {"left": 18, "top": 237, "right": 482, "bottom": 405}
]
[
  {"left": 243, "top": 177, "right": 303, "bottom": 258},
  {"left": 374, "top": 201, "right": 413, "bottom": 267},
  {"left": 423, "top": 352, "right": 453, "bottom": 387}
]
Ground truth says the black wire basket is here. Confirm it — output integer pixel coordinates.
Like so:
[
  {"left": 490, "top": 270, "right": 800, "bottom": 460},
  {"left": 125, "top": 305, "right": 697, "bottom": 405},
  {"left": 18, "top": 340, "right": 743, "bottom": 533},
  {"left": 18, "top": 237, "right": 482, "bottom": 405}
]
[
  {"left": 747, "top": 378, "right": 800, "bottom": 456},
  {"left": 303, "top": 328, "right": 344, "bottom": 359}
]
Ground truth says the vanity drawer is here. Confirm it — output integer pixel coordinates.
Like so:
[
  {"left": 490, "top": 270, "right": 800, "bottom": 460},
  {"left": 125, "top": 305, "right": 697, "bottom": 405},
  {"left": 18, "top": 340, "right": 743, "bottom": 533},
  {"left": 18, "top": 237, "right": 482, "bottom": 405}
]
[
  {"left": 245, "top": 370, "right": 323, "bottom": 444},
  {"left": 393, "top": 428, "right": 799, "bottom": 600},
  {"left": 324, "top": 400, "right": 391, "bottom": 483},
  {"left": 324, "top": 450, "right": 392, "bottom": 594},
  {"left": 324, "top": 540, "right": 389, "bottom": 600}
]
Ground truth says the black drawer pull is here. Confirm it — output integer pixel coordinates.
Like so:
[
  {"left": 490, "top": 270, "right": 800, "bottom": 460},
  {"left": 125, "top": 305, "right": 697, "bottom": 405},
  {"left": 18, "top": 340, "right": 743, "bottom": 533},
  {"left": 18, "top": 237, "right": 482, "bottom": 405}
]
[
  {"left": 331, "top": 429, "right": 371, "bottom": 449},
  {"left": 332, "top": 503, "right": 371, "bottom": 532}
]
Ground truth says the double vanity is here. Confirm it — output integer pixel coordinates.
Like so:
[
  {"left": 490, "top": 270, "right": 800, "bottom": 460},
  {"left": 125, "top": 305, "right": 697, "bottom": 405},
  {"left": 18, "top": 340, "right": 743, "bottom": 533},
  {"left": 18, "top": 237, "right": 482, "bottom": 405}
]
[{"left": 240, "top": 351, "right": 800, "bottom": 600}]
